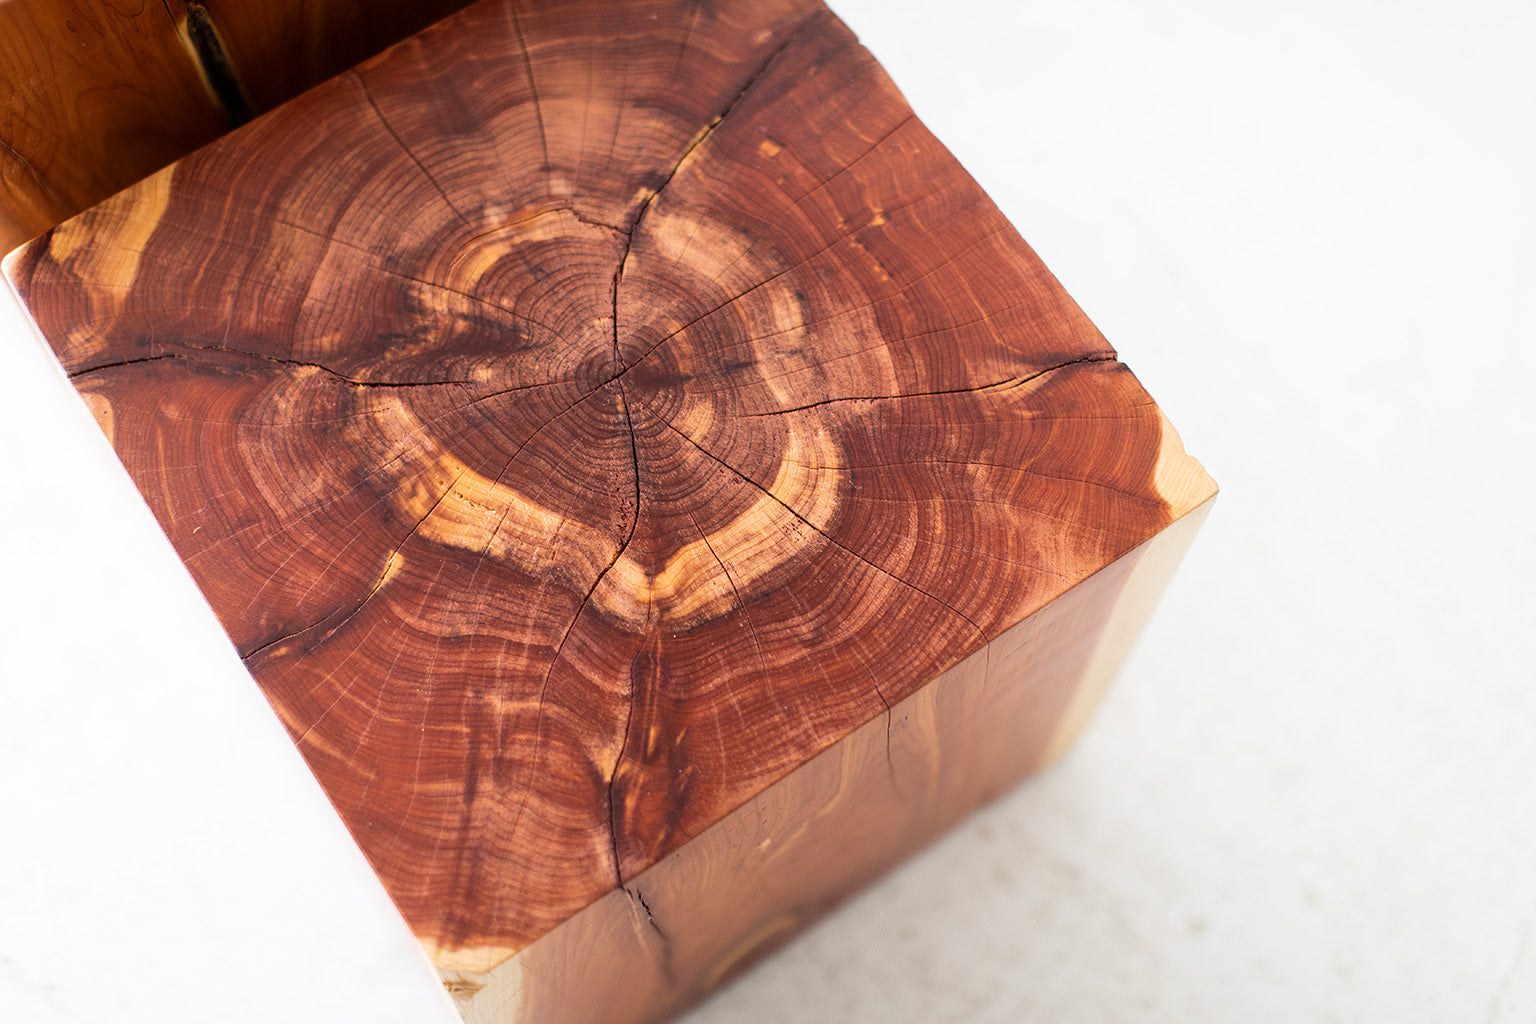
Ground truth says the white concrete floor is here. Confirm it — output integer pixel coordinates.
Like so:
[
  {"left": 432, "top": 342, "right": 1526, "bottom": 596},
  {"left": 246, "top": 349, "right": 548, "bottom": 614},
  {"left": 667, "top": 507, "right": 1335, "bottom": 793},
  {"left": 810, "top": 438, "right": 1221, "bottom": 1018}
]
[{"left": 4, "top": 1, "right": 1533, "bottom": 1021}]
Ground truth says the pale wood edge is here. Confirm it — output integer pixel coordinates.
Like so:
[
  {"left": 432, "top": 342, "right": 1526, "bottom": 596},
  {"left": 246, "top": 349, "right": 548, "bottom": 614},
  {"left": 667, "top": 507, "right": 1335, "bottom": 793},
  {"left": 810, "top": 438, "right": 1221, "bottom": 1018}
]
[{"left": 1039, "top": 492, "right": 1216, "bottom": 766}]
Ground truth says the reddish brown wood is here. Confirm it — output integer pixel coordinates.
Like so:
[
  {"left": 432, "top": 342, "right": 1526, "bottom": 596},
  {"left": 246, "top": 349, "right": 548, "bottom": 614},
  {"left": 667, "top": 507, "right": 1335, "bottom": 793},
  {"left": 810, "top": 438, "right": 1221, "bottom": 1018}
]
[
  {"left": 0, "top": 0, "right": 476, "bottom": 251},
  {"left": 0, "top": 1, "right": 225, "bottom": 247},
  {"left": 191, "top": 0, "right": 480, "bottom": 112},
  {"left": 5, "top": 0, "right": 1215, "bottom": 1019}
]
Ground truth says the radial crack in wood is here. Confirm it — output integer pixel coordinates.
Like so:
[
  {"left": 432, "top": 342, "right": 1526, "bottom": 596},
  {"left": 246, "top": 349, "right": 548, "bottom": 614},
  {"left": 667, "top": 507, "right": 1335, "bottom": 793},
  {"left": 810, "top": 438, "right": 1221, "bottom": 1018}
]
[{"left": 5, "top": 1, "right": 1215, "bottom": 1021}]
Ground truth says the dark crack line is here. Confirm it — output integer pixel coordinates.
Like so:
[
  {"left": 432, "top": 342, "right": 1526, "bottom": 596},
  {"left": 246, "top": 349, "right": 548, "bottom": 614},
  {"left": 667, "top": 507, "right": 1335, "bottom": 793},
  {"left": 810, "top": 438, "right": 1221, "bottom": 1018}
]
[
  {"left": 783, "top": 112, "right": 918, "bottom": 218},
  {"left": 456, "top": 397, "right": 603, "bottom": 578},
  {"left": 460, "top": 204, "right": 627, "bottom": 240},
  {"left": 481, "top": 9, "right": 819, "bottom": 420},
  {"left": 69, "top": 298, "right": 573, "bottom": 416},
  {"left": 203, "top": 434, "right": 448, "bottom": 559},
  {"left": 184, "top": 2, "right": 253, "bottom": 126},
  {"left": 470, "top": 378, "right": 645, "bottom": 575},
  {"left": 744, "top": 356, "right": 1117, "bottom": 417},
  {"left": 501, "top": 403, "right": 642, "bottom": 867},
  {"left": 615, "top": 109, "right": 920, "bottom": 375},
  {"left": 884, "top": 698, "right": 902, "bottom": 800},
  {"left": 240, "top": 528, "right": 401, "bottom": 666},
  {"left": 443, "top": 383, "right": 628, "bottom": 548},
  {"left": 67, "top": 353, "right": 189, "bottom": 378},
  {"left": 663, "top": 421, "right": 989, "bottom": 648},
  {"left": 670, "top": 111, "right": 918, "bottom": 303},
  {"left": 72, "top": 336, "right": 571, "bottom": 423},
  {"left": 445, "top": 375, "right": 573, "bottom": 407},
  {"left": 624, "top": 883, "right": 675, "bottom": 984},
  {"left": 74, "top": 337, "right": 481, "bottom": 389},
  {"left": 631, "top": 887, "right": 669, "bottom": 943},
  {"left": 787, "top": 564, "right": 898, "bottom": 782},
  {"left": 506, "top": 1, "right": 550, "bottom": 171},
  {"left": 611, "top": 186, "right": 951, "bottom": 386},
  {"left": 616, "top": 385, "right": 643, "bottom": 544},
  {"left": 610, "top": 11, "right": 818, "bottom": 369},
  {"left": 443, "top": 387, "right": 608, "bottom": 791},
  {"left": 239, "top": 464, "right": 471, "bottom": 665},
  {"left": 602, "top": 385, "right": 645, "bottom": 887},
  {"left": 191, "top": 368, "right": 582, "bottom": 570},
  {"left": 352, "top": 70, "right": 469, "bottom": 225},
  {"left": 565, "top": 208, "right": 627, "bottom": 235},
  {"left": 589, "top": 17, "right": 677, "bottom": 881},
  {"left": 696, "top": 290, "right": 1103, "bottom": 399},
  {"left": 607, "top": 619, "right": 645, "bottom": 889},
  {"left": 628, "top": 10, "right": 817, "bottom": 243},
  {"left": 772, "top": 577, "right": 897, "bottom": 787},
  {"left": 458, "top": 416, "right": 586, "bottom": 567},
  {"left": 500, "top": 532, "right": 632, "bottom": 869}
]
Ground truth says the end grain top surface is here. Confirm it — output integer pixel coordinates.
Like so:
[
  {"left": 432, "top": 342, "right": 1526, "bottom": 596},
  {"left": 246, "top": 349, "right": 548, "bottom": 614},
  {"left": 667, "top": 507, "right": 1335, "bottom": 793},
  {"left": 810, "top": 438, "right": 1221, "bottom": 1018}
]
[{"left": 5, "top": 0, "right": 1213, "bottom": 972}]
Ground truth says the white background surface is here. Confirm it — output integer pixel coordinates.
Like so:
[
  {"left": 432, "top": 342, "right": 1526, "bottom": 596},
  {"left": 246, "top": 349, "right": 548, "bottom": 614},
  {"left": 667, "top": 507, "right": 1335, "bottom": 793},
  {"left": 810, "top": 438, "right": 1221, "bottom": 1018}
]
[{"left": 3, "top": 1, "right": 1534, "bottom": 1021}]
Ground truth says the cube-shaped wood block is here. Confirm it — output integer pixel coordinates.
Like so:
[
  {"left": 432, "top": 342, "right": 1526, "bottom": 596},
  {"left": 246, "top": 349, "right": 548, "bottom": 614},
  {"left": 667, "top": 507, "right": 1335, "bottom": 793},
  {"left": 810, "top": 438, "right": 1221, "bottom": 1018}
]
[{"left": 4, "top": 1, "right": 1215, "bottom": 1020}]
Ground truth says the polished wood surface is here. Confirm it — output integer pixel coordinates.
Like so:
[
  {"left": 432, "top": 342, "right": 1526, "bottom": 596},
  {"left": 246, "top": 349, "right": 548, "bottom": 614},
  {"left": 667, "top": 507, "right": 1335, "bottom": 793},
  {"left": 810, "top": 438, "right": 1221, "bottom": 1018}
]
[
  {"left": 0, "top": 1, "right": 224, "bottom": 247},
  {"left": 5, "top": 0, "right": 1215, "bottom": 1018},
  {"left": 0, "top": 0, "right": 475, "bottom": 250},
  {"left": 190, "top": 0, "right": 478, "bottom": 112}
]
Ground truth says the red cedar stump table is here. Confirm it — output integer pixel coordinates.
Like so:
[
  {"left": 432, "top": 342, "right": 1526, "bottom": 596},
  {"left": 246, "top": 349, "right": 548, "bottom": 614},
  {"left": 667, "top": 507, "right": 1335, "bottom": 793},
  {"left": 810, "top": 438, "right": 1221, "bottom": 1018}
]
[{"left": 3, "top": 1, "right": 1216, "bottom": 1021}]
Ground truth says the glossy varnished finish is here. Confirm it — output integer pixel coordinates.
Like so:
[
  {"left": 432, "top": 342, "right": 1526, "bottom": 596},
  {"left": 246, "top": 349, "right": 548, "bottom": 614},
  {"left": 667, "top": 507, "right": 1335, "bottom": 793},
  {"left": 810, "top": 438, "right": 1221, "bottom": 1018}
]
[
  {"left": 6, "top": 0, "right": 1215, "bottom": 1016},
  {"left": 0, "top": 1, "right": 225, "bottom": 247},
  {"left": 191, "top": 0, "right": 481, "bottom": 112},
  {"left": 0, "top": 0, "right": 476, "bottom": 250}
]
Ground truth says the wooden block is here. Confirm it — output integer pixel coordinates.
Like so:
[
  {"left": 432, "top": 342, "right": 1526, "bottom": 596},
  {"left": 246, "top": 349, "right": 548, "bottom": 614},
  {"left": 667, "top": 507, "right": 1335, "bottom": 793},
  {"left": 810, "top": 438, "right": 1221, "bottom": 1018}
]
[
  {"left": 0, "top": 1, "right": 225, "bottom": 247},
  {"left": 0, "top": 0, "right": 477, "bottom": 250},
  {"left": 4, "top": 0, "right": 1216, "bottom": 1020}
]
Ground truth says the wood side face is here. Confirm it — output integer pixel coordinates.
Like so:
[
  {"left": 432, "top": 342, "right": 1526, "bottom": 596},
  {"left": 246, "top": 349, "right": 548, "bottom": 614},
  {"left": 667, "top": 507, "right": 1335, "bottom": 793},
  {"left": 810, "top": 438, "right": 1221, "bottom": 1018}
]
[
  {"left": 4, "top": 0, "right": 1216, "bottom": 996},
  {"left": 196, "top": 0, "right": 478, "bottom": 113},
  {"left": 0, "top": 0, "right": 478, "bottom": 251},
  {"left": 454, "top": 498, "right": 1215, "bottom": 1024},
  {"left": 0, "top": 1, "right": 226, "bottom": 246}
]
